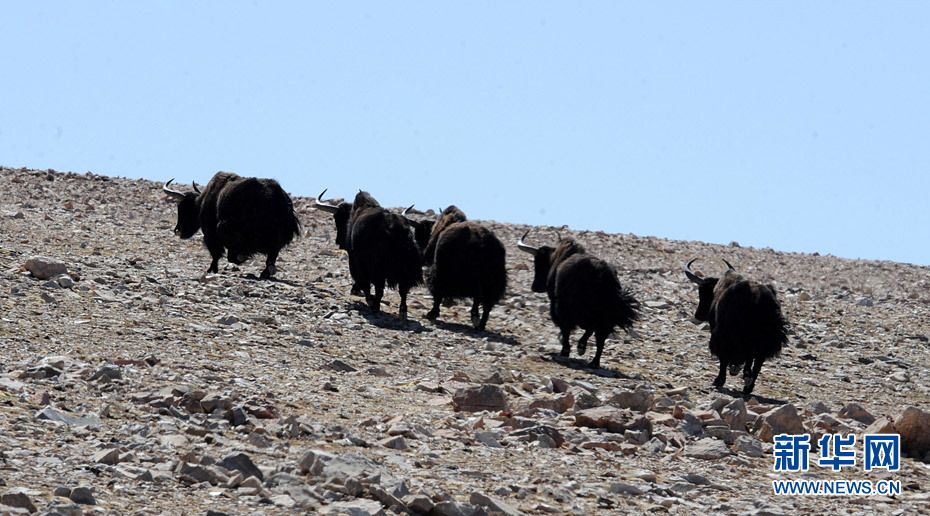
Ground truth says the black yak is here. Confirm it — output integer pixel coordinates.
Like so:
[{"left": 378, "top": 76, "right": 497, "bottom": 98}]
[
  {"left": 314, "top": 190, "right": 422, "bottom": 319},
  {"left": 406, "top": 206, "right": 507, "bottom": 331},
  {"left": 517, "top": 231, "right": 640, "bottom": 369},
  {"left": 684, "top": 258, "right": 788, "bottom": 396},
  {"left": 163, "top": 172, "right": 300, "bottom": 278}
]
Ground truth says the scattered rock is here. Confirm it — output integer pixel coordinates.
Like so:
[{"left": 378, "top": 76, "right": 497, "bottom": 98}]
[
  {"left": 23, "top": 257, "right": 68, "bottom": 280},
  {"left": 575, "top": 406, "right": 652, "bottom": 435},
  {"left": 755, "top": 404, "right": 804, "bottom": 441},
  {"left": 68, "top": 487, "right": 96, "bottom": 505},
  {"left": 894, "top": 406, "right": 930, "bottom": 460},
  {"left": 685, "top": 438, "right": 732, "bottom": 460},
  {"left": 35, "top": 408, "right": 102, "bottom": 428},
  {"left": 217, "top": 453, "right": 263, "bottom": 481},
  {"left": 469, "top": 491, "right": 522, "bottom": 515},
  {"left": 1, "top": 492, "right": 37, "bottom": 513},
  {"left": 452, "top": 385, "right": 509, "bottom": 413}
]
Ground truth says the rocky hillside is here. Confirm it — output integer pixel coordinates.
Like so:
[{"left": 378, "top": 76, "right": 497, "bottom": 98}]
[{"left": 0, "top": 166, "right": 928, "bottom": 515}]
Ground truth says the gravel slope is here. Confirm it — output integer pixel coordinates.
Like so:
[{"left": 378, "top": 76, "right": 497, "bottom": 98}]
[{"left": 0, "top": 167, "right": 928, "bottom": 515}]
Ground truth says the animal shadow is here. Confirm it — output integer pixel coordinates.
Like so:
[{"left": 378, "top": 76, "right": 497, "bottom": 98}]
[
  {"left": 544, "top": 353, "right": 636, "bottom": 379},
  {"left": 713, "top": 385, "right": 788, "bottom": 405},
  {"left": 240, "top": 273, "right": 302, "bottom": 287},
  {"left": 353, "top": 302, "right": 427, "bottom": 332},
  {"left": 430, "top": 320, "right": 519, "bottom": 346}
]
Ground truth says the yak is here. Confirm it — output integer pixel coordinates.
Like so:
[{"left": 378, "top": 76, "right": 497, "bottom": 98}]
[
  {"left": 163, "top": 172, "right": 300, "bottom": 279},
  {"left": 518, "top": 231, "right": 639, "bottom": 369},
  {"left": 684, "top": 258, "right": 788, "bottom": 396},
  {"left": 314, "top": 190, "right": 422, "bottom": 319},
  {"left": 406, "top": 206, "right": 507, "bottom": 331}
]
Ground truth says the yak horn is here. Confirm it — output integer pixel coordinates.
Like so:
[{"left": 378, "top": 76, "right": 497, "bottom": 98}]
[
  {"left": 402, "top": 204, "right": 416, "bottom": 221},
  {"left": 162, "top": 179, "right": 186, "bottom": 201},
  {"left": 722, "top": 259, "right": 735, "bottom": 271},
  {"left": 684, "top": 258, "right": 704, "bottom": 284},
  {"left": 192, "top": 181, "right": 201, "bottom": 194},
  {"left": 517, "top": 230, "right": 539, "bottom": 255},
  {"left": 313, "top": 188, "right": 340, "bottom": 213}
]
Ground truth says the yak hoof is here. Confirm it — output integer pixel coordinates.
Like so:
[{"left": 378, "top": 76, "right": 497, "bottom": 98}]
[
  {"left": 577, "top": 342, "right": 587, "bottom": 355},
  {"left": 712, "top": 376, "right": 726, "bottom": 388},
  {"left": 588, "top": 359, "right": 601, "bottom": 369},
  {"left": 559, "top": 348, "right": 570, "bottom": 358},
  {"left": 470, "top": 314, "right": 481, "bottom": 328},
  {"left": 260, "top": 266, "right": 276, "bottom": 279},
  {"left": 426, "top": 308, "right": 439, "bottom": 320}
]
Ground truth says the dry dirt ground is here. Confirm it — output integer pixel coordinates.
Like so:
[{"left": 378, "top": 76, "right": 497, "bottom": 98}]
[{"left": 0, "top": 167, "right": 928, "bottom": 515}]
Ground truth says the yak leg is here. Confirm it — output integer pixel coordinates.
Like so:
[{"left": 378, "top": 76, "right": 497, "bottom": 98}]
[
  {"left": 589, "top": 328, "right": 610, "bottom": 369},
  {"left": 713, "top": 358, "right": 728, "bottom": 388},
  {"left": 398, "top": 285, "right": 409, "bottom": 321},
  {"left": 260, "top": 250, "right": 278, "bottom": 279},
  {"left": 742, "top": 360, "right": 753, "bottom": 379},
  {"left": 426, "top": 295, "right": 442, "bottom": 320},
  {"left": 476, "top": 303, "right": 491, "bottom": 331},
  {"left": 368, "top": 280, "right": 384, "bottom": 313},
  {"left": 470, "top": 299, "right": 481, "bottom": 328},
  {"left": 744, "top": 358, "right": 764, "bottom": 396},
  {"left": 577, "top": 329, "right": 593, "bottom": 355},
  {"left": 559, "top": 326, "right": 572, "bottom": 357},
  {"left": 206, "top": 244, "right": 222, "bottom": 274}
]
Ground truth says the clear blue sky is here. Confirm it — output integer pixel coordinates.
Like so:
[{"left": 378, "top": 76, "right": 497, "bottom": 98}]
[{"left": 2, "top": 3, "right": 928, "bottom": 264}]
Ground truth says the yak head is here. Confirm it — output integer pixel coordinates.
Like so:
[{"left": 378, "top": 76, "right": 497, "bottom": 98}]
[
  {"left": 684, "top": 258, "right": 736, "bottom": 321},
  {"left": 313, "top": 189, "right": 353, "bottom": 249},
  {"left": 401, "top": 205, "right": 435, "bottom": 252},
  {"left": 402, "top": 205, "right": 466, "bottom": 256},
  {"left": 517, "top": 230, "right": 566, "bottom": 293},
  {"left": 163, "top": 179, "right": 202, "bottom": 239}
]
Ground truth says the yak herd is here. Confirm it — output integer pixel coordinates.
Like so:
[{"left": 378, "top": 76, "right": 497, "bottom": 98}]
[{"left": 164, "top": 172, "right": 789, "bottom": 397}]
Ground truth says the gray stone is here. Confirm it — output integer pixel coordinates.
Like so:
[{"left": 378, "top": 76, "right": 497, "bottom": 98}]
[
  {"left": 684, "top": 438, "right": 731, "bottom": 460},
  {"left": 35, "top": 408, "right": 102, "bottom": 428},
  {"left": 379, "top": 435, "right": 409, "bottom": 450},
  {"left": 1, "top": 492, "right": 37, "bottom": 513},
  {"left": 469, "top": 491, "right": 522, "bottom": 515},
  {"left": 321, "top": 499, "right": 384, "bottom": 516},
  {"left": 87, "top": 365, "right": 122, "bottom": 383},
  {"left": 642, "top": 437, "right": 666, "bottom": 454},
  {"left": 574, "top": 406, "right": 652, "bottom": 435},
  {"left": 895, "top": 406, "right": 930, "bottom": 460},
  {"left": 837, "top": 402, "right": 876, "bottom": 425},
  {"left": 733, "top": 435, "right": 764, "bottom": 457},
  {"left": 721, "top": 398, "right": 748, "bottom": 430},
  {"left": 609, "top": 482, "right": 645, "bottom": 495},
  {"left": 755, "top": 404, "right": 805, "bottom": 441},
  {"left": 92, "top": 448, "right": 120, "bottom": 465},
  {"left": 402, "top": 494, "right": 434, "bottom": 514},
  {"left": 452, "top": 385, "right": 509, "bottom": 413},
  {"left": 24, "top": 257, "right": 68, "bottom": 280},
  {"left": 68, "top": 487, "right": 96, "bottom": 505},
  {"left": 217, "top": 452, "right": 263, "bottom": 481},
  {"left": 608, "top": 388, "right": 655, "bottom": 413},
  {"left": 325, "top": 359, "right": 358, "bottom": 372}
]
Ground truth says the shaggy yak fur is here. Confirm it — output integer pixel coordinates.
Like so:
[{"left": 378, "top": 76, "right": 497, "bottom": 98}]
[
  {"left": 316, "top": 190, "right": 422, "bottom": 319},
  {"left": 521, "top": 234, "right": 640, "bottom": 369},
  {"left": 164, "top": 172, "right": 300, "bottom": 278},
  {"left": 685, "top": 259, "right": 788, "bottom": 396},
  {"left": 411, "top": 206, "right": 507, "bottom": 331}
]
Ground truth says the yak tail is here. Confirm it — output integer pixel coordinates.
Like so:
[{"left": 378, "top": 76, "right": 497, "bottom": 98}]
[
  {"left": 613, "top": 285, "right": 641, "bottom": 330},
  {"left": 285, "top": 203, "right": 302, "bottom": 241}
]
